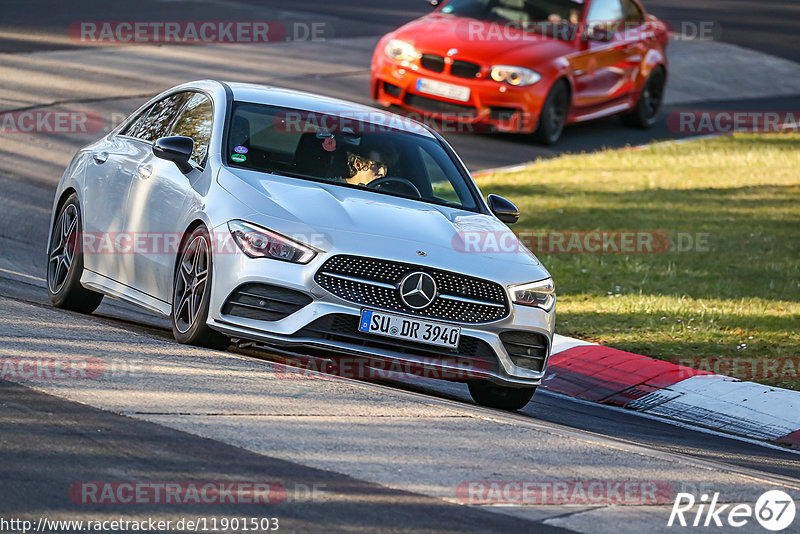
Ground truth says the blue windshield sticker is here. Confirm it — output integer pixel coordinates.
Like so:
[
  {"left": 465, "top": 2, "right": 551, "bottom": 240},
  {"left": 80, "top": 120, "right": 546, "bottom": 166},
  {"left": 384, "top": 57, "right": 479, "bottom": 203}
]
[{"left": 233, "top": 145, "right": 248, "bottom": 154}]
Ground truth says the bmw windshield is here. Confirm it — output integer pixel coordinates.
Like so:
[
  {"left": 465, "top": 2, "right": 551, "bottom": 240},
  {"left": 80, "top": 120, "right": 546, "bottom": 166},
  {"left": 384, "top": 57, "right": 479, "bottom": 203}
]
[
  {"left": 225, "top": 102, "right": 480, "bottom": 212},
  {"left": 439, "top": 0, "right": 585, "bottom": 39}
]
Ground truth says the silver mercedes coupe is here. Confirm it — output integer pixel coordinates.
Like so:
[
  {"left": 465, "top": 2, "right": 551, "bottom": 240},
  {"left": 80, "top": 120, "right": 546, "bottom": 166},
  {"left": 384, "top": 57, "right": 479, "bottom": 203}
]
[{"left": 47, "top": 80, "right": 555, "bottom": 410}]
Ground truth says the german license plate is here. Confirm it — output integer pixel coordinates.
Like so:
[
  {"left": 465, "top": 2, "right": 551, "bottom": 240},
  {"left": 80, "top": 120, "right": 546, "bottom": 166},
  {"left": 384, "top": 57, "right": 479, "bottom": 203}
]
[
  {"left": 416, "top": 78, "right": 471, "bottom": 102},
  {"left": 358, "top": 309, "right": 461, "bottom": 348}
]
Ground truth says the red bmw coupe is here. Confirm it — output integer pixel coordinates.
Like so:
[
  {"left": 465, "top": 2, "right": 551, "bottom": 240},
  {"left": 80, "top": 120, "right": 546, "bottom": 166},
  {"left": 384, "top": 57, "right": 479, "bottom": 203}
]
[{"left": 370, "top": 0, "right": 669, "bottom": 144}]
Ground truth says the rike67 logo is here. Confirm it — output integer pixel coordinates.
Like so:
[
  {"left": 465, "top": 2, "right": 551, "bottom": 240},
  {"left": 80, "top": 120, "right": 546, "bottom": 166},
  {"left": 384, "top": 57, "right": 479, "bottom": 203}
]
[{"left": 668, "top": 490, "right": 796, "bottom": 531}]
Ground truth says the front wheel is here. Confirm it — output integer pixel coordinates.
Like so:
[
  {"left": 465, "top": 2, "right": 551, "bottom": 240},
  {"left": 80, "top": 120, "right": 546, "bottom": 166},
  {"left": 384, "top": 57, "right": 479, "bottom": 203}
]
[
  {"left": 172, "top": 226, "right": 230, "bottom": 350},
  {"left": 533, "top": 80, "right": 570, "bottom": 145},
  {"left": 621, "top": 66, "right": 666, "bottom": 129},
  {"left": 468, "top": 381, "right": 536, "bottom": 411},
  {"left": 47, "top": 193, "right": 104, "bottom": 313}
]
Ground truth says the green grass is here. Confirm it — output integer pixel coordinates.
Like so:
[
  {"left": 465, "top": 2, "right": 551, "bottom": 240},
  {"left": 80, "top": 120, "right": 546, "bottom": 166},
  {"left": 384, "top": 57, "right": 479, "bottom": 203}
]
[{"left": 476, "top": 133, "right": 800, "bottom": 389}]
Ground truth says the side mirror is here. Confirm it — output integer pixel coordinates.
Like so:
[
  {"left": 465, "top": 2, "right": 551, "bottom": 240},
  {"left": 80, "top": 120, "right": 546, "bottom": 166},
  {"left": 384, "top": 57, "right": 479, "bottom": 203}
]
[
  {"left": 487, "top": 194, "right": 520, "bottom": 224},
  {"left": 585, "top": 23, "right": 614, "bottom": 42},
  {"left": 153, "top": 136, "right": 194, "bottom": 174}
]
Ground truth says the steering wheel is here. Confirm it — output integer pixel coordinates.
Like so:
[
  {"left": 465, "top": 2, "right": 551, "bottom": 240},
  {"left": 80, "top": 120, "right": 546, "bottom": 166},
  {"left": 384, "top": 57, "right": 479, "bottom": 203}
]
[{"left": 368, "top": 177, "right": 422, "bottom": 198}]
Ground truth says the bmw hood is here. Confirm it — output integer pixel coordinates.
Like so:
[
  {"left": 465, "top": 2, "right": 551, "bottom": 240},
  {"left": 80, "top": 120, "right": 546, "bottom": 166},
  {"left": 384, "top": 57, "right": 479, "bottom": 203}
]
[{"left": 217, "top": 167, "right": 550, "bottom": 283}]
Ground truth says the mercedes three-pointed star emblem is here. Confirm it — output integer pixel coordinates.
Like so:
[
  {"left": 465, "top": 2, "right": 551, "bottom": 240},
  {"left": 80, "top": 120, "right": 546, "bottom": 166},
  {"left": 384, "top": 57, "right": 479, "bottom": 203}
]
[{"left": 398, "top": 272, "right": 437, "bottom": 310}]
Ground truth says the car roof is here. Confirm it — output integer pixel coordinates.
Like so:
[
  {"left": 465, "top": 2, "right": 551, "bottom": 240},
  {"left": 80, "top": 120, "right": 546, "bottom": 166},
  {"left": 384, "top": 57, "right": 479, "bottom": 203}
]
[{"left": 221, "top": 81, "right": 436, "bottom": 138}]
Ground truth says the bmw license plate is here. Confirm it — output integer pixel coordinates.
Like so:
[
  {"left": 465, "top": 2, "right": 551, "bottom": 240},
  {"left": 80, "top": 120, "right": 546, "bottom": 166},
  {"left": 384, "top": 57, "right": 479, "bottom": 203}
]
[
  {"left": 358, "top": 309, "right": 461, "bottom": 349},
  {"left": 416, "top": 78, "right": 471, "bottom": 103}
]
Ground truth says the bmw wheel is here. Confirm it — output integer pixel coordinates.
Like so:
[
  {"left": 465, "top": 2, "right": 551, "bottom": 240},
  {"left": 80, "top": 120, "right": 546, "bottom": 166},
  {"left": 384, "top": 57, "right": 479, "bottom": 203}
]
[
  {"left": 172, "top": 225, "right": 230, "bottom": 350},
  {"left": 47, "top": 193, "right": 104, "bottom": 313},
  {"left": 533, "top": 80, "right": 570, "bottom": 145},
  {"left": 468, "top": 381, "right": 536, "bottom": 411},
  {"left": 621, "top": 66, "right": 666, "bottom": 129}
]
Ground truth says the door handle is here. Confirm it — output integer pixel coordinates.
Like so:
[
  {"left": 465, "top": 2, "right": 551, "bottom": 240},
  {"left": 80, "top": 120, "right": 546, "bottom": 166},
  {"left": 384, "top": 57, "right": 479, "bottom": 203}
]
[
  {"left": 92, "top": 151, "right": 108, "bottom": 164},
  {"left": 137, "top": 165, "right": 152, "bottom": 179}
]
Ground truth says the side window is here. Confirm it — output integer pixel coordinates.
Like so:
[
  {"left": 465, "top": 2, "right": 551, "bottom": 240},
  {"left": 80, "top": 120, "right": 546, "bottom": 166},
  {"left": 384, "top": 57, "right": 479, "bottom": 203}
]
[
  {"left": 120, "top": 108, "right": 149, "bottom": 137},
  {"left": 170, "top": 93, "right": 213, "bottom": 167},
  {"left": 621, "top": 0, "right": 643, "bottom": 25},
  {"left": 137, "top": 93, "right": 188, "bottom": 143},
  {"left": 586, "top": 0, "right": 624, "bottom": 33}
]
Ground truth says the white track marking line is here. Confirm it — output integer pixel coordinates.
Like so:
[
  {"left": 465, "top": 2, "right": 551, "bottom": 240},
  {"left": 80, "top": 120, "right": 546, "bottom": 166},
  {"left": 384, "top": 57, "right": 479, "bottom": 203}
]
[{"left": 0, "top": 266, "right": 45, "bottom": 284}]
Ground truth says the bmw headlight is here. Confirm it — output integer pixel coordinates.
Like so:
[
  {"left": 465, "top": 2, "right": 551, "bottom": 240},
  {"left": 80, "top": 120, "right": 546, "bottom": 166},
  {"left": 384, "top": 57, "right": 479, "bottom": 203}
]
[
  {"left": 385, "top": 39, "right": 421, "bottom": 62},
  {"left": 489, "top": 65, "right": 542, "bottom": 86},
  {"left": 228, "top": 220, "right": 317, "bottom": 264},
  {"left": 510, "top": 278, "right": 555, "bottom": 312}
]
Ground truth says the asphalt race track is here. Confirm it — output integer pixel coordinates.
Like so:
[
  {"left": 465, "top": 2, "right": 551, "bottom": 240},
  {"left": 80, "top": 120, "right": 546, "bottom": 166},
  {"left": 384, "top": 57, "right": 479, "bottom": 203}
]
[{"left": 0, "top": 1, "right": 799, "bottom": 532}]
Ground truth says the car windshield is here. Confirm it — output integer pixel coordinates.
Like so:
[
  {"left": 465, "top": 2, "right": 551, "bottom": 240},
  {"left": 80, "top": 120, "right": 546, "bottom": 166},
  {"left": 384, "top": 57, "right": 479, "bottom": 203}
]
[
  {"left": 441, "top": 0, "right": 585, "bottom": 36},
  {"left": 225, "top": 102, "right": 479, "bottom": 211}
]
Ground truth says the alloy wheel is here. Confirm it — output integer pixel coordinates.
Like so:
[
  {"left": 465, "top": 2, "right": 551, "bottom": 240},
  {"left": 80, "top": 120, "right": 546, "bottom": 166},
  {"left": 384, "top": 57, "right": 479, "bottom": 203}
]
[
  {"left": 549, "top": 89, "right": 569, "bottom": 134},
  {"left": 643, "top": 70, "right": 665, "bottom": 119},
  {"left": 48, "top": 203, "right": 79, "bottom": 294},
  {"left": 174, "top": 235, "right": 210, "bottom": 334}
]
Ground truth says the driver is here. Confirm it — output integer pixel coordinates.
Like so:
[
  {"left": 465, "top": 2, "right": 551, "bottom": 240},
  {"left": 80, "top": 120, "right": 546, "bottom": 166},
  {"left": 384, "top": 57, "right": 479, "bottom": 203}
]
[
  {"left": 547, "top": 9, "right": 580, "bottom": 25},
  {"left": 345, "top": 148, "right": 388, "bottom": 186},
  {"left": 341, "top": 138, "right": 401, "bottom": 187}
]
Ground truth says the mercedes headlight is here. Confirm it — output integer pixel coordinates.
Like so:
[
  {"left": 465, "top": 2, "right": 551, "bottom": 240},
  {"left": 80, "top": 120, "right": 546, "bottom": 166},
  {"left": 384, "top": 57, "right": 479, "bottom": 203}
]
[
  {"left": 489, "top": 65, "right": 542, "bottom": 86},
  {"left": 385, "top": 39, "right": 421, "bottom": 62},
  {"left": 228, "top": 220, "right": 317, "bottom": 264},
  {"left": 510, "top": 278, "right": 555, "bottom": 311}
]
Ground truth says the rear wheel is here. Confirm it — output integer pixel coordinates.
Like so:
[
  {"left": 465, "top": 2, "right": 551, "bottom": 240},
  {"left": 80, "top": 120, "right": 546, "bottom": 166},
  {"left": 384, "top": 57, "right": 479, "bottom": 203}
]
[
  {"left": 621, "top": 66, "right": 666, "bottom": 128},
  {"left": 172, "top": 226, "right": 230, "bottom": 350},
  {"left": 47, "top": 193, "right": 103, "bottom": 313},
  {"left": 468, "top": 381, "right": 536, "bottom": 411},
  {"left": 533, "top": 80, "right": 570, "bottom": 145}
]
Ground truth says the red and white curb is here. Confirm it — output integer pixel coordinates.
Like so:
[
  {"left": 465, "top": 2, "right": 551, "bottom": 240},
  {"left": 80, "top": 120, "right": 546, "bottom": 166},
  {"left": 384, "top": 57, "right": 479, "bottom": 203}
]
[{"left": 544, "top": 335, "right": 800, "bottom": 450}]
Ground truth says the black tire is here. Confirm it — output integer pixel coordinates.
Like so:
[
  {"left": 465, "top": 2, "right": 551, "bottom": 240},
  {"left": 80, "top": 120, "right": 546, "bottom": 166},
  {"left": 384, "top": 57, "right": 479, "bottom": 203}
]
[
  {"left": 468, "top": 381, "right": 536, "bottom": 411},
  {"left": 533, "top": 80, "right": 570, "bottom": 145},
  {"left": 47, "top": 193, "right": 104, "bottom": 313},
  {"left": 171, "top": 225, "right": 230, "bottom": 350},
  {"left": 621, "top": 66, "right": 666, "bottom": 129}
]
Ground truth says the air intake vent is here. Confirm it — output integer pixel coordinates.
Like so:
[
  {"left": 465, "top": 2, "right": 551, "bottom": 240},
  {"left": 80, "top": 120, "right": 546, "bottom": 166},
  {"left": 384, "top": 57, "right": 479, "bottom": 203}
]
[
  {"left": 500, "top": 331, "right": 549, "bottom": 372},
  {"left": 222, "top": 283, "right": 312, "bottom": 322}
]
